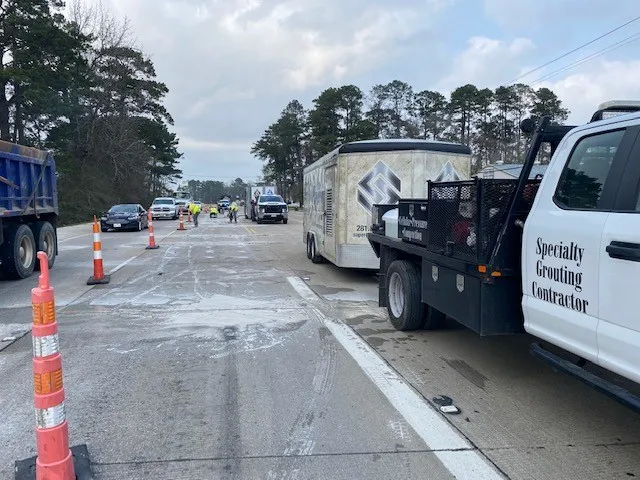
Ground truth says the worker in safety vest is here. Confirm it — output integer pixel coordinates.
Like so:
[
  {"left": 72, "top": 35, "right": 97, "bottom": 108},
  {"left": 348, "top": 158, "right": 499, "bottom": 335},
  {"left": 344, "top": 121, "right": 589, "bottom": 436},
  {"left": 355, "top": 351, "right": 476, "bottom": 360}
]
[
  {"left": 188, "top": 202, "right": 201, "bottom": 227},
  {"left": 210, "top": 205, "right": 218, "bottom": 218},
  {"left": 229, "top": 201, "right": 239, "bottom": 223}
]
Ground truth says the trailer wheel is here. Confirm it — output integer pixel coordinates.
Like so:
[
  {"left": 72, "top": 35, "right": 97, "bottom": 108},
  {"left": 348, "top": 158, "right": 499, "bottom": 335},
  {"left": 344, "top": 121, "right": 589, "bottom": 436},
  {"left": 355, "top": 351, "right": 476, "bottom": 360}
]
[
  {"left": 0, "top": 224, "right": 37, "bottom": 279},
  {"left": 306, "top": 236, "right": 313, "bottom": 259},
  {"left": 33, "top": 221, "right": 56, "bottom": 270},
  {"left": 386, "top": 260, "right": 425, "bottom": 331},
  {"left": 309, "top": 236, "right": 324, "bottom": 264}
]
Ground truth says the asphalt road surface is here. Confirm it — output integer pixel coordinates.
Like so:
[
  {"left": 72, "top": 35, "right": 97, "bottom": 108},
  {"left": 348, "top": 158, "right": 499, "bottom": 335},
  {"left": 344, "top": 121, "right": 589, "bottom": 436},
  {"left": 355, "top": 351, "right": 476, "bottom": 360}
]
[{"left": 1, "top": 211, "right": 639, "bottom": 479}]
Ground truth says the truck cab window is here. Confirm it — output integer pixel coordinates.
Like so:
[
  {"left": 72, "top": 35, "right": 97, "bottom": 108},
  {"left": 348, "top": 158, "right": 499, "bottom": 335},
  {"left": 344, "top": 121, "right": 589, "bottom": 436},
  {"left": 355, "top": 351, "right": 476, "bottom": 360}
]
[{"left": 554, "top": 129, "right": 625, "bottom": 210}]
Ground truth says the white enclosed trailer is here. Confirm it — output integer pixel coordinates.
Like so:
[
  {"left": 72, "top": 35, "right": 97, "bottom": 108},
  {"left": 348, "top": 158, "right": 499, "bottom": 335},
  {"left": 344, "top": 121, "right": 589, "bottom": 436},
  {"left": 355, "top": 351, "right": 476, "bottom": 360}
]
[{"left": 303, "top": 139, "right": 472, "bottom": 269}]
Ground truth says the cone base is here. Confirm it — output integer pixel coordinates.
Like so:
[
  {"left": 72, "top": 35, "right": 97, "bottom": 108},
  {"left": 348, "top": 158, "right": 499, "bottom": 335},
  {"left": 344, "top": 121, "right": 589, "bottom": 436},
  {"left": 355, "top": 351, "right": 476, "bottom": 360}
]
[
  {"left": 15, "top": 444, "right": 93, "bottom": 480},
  {"left": 87, "top": 274, "right": 111, "bottom": 285},
  {"left": 177, "top": 227, "right": 186, "bottom": 231},
  {"left": 145, "top": 245, "right": 160, "bottom": 250}
]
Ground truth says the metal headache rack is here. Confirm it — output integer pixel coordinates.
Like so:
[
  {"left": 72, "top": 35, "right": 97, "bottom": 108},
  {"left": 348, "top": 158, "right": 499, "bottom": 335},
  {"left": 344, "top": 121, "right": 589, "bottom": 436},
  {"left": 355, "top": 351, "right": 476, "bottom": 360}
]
[{"left": 425, "top": 178, "right": 541, "bottom": 266}]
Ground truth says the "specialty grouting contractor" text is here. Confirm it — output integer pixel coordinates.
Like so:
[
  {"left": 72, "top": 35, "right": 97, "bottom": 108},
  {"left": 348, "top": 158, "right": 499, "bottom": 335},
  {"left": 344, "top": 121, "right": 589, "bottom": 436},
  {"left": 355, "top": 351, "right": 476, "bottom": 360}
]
[{"left": 531, "top": 237, "right": 589, "bottom": 314}]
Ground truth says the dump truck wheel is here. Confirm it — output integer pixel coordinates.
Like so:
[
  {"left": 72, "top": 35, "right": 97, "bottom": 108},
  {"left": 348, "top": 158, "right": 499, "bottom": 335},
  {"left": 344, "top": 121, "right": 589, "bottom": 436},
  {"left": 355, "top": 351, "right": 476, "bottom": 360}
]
[
  {"left": 33, "top": 221, "right": 56, "bottom": 270},
  {"left": 0, "top": 224, "right": 37, "bottom": 279}
]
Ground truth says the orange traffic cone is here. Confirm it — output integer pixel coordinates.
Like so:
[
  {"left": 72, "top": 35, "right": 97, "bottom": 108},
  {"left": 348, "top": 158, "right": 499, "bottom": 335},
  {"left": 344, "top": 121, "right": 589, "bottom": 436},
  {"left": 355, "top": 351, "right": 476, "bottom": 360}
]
[
  {"left": 146, "top": 211, "right": 159, "bottom": 250},
  {"left": 14, "top": 252, "right": 93, "bottom": 480},
  {"left": 187, "top": 209, "right": 192, "bottom": 223},
  {"left": 177, "top": 210, "right": 186, "bottom": 231},
  {"left": 87, "top": 216, "right": 110, "bottom": 285}
]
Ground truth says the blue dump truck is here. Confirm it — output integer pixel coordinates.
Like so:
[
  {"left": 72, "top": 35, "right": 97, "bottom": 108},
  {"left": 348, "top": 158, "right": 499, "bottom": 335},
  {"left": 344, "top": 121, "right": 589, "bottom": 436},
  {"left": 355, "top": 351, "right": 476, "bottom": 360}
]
[{"left": 0, "top": 140, "right": 58, "bottom": 279}]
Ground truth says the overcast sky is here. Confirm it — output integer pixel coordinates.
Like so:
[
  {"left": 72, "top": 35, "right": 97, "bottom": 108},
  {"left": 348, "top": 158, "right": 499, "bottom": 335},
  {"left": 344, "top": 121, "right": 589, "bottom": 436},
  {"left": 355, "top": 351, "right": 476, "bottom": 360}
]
[{"left": 78, "top": 0, "right": 640, "bottom": 185}]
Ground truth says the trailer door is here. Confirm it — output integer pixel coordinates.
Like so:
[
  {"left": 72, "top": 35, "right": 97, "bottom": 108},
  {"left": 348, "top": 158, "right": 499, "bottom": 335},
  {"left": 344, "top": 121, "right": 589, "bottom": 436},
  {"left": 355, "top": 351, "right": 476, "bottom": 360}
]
[{"left": 324, "top": 165, "right": 337, "bottom": 258}]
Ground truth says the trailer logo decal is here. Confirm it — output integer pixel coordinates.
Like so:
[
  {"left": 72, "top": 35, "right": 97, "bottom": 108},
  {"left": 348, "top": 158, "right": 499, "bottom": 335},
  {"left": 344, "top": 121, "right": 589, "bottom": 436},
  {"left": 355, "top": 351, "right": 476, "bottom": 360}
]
[
  {"left": 456, "top": 274, "right": 464, "bottom": 292},
  {"left": 357, "top": 161, "right": 401, "bottom": 213},
  {"left": 434, "top": 161, "right": 461, "bottom": 182}
]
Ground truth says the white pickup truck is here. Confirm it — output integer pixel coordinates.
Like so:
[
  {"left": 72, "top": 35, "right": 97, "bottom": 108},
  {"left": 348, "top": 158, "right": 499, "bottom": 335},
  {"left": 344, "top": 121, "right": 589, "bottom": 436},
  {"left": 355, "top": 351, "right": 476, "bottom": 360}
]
[{"left": 368, "top": 101, "right": 640, "bottom": 410}]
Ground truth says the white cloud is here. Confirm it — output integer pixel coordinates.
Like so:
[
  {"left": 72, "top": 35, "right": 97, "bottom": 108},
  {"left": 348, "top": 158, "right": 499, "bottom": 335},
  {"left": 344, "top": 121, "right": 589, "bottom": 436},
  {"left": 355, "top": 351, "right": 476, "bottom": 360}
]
[
  {"left": 483, "top": 0, "right": 545, "bottom": 28},
  {"left": 178, "top": 136, "right": 252, "bottom": 151},
  {"left": 436, "top": 36, "right": 536, "bottom": 92},
  {"left": 186, "top": 89, "right": 256, "bottom": 119},
  {"left": 436, "top": 33, "right": 640, "bottom": 125},
  {"left": 540, "top": 59, "right": 640, "bottom": 123}
]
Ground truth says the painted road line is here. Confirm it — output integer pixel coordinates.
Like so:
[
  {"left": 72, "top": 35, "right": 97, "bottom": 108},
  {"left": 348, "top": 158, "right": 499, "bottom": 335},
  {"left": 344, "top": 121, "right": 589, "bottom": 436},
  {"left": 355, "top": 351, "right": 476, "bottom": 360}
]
[
  {"left": 158, "top": 229, "right": 177, "bottom": 242},
  {"left": 58, "top": 233, "right": 92, "bottom": 243},
  {"left": 286, "top": 276, "right": 504, "bottom": 480},
  {"left": 109, "top": 256, "right": 137, "bottom": 275}
]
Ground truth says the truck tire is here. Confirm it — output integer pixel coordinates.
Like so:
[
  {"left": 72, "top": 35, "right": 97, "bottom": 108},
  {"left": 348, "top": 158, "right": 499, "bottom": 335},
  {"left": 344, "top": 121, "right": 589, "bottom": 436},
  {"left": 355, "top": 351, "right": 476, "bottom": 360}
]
[
  {"left": 0, "top": 224, "right": 37, "bottom": 279},
  {"left": 422, "top": 305, "right": 446, "bottom": 330},
  {"left": 386, "top": 260, "right": 425, "bottom": 331},
  {"left": 33, "top": 221, "right": 56, "bottom": 270},
  {"left": 283, "top": 219, "right": 288, "bottom": 224}
]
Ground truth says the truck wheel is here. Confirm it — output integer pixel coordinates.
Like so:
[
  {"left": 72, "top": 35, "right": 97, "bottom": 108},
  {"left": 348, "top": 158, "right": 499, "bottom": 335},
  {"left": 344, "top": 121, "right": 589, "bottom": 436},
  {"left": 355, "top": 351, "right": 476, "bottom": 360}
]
[
  {"left": 33, "top": 221, "right": 56, "bottom": 270},
  {"left": 0, "top": 224, "right": 37, "bottom": 279},
  {"left": 386, "top": 260, "right": 425, "bottom": 331},
  {"left": 422, "top": 306, "right": 446, "bottom": 330},
  {"left": 283, "top": 219, "right": 288, "bottom": 224}
]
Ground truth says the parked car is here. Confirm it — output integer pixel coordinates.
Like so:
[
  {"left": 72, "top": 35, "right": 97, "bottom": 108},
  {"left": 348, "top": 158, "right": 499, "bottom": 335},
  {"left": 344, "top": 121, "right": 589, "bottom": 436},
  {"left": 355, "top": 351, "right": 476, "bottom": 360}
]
[
  {"left": 175, "top": 199, "right": 190, "bottom": 216},
  {"left": 150, "top": 197, "right": 178, "bottom": 220},
  {"left": 101, "top": 204, "right": 149, "bottom": 232}
]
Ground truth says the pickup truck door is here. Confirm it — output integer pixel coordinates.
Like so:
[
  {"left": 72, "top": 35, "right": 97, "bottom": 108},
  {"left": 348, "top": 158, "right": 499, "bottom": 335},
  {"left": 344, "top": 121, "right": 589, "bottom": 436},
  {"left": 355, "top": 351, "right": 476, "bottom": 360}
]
[
  {"left": 598, "top": 126, "right": 640, "bottom": 383},
  {"left": 522, "top": 125, "right": 634, "bottom": 363}
]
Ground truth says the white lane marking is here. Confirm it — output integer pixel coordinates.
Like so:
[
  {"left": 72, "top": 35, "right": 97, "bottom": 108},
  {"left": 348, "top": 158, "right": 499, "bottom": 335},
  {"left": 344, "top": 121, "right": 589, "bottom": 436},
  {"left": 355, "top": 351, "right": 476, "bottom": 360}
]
[
  {"left": 109, "top": 256, "right": 137, "bottom": 275},
  {"left": 58, "top": 233, "right": 92, "bottom": 243},
  {"left": 286, "top": 276, "right": 503, "bottom": 480}
]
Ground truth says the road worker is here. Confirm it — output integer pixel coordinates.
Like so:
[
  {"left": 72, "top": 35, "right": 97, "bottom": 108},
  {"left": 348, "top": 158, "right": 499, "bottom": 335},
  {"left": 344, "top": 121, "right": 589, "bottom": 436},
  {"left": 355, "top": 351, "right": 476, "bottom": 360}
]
[
  {"left": 229, "top": 201, "right": 239, "bottom": 223},
  {"left": 188, "top": 201, "right": 201, "bottom": 227}
]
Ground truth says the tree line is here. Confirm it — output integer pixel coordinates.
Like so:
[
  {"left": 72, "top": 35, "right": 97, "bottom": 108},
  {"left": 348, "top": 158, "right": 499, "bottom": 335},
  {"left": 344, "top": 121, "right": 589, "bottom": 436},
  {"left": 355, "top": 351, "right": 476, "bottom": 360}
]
[
  {"left": 185, "top": 178, "right": 248, "bottom": 204},
  {"left": 1, "top": 0, "right": 182, "bottom": 224},
  {"left": 251, "top": 80, "right": 570, "bottom": 202}
]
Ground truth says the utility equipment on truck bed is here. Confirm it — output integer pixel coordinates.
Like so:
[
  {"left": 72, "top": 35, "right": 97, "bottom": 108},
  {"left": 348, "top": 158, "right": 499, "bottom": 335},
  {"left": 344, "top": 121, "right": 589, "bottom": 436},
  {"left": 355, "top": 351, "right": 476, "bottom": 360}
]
[{"left": 367, "top": 101, "right": 640, "bottom": 411}]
